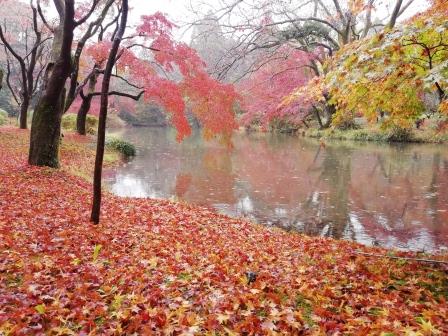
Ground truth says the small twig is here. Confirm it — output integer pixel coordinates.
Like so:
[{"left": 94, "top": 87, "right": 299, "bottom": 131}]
[
  {"left": 400, "top": 202, "right": 408, "bottom": 219},
  {"left": 355, "top": 251, "right": 448, "bottom": 265}
]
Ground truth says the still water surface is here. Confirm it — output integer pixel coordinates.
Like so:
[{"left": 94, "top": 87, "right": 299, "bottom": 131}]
[{"left": 106, "top": 127, "right": 448, "bottom": 252}]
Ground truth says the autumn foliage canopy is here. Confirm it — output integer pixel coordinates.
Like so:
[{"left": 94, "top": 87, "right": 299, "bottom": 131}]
[
  {"left": 82, "top": 12, "right": 238, "bottom": 141},
  {"left": 281, "top": 0, "right": 448, "bottom": 129}
]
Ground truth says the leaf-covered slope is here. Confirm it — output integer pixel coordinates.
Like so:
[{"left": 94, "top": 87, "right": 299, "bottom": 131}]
[{"left": 0, "top": 128, "right": 447, "bottom": 335}]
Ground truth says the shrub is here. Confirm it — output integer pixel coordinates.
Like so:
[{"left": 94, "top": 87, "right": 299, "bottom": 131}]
[
  {"left": 269, "top": 118, "right": 300, "bottom": 133},
  {"left": 335, "top": 116, "right": 360, "bottom": 131},
  {"left": 62, "top": 113, "right": 99, "bottom": 134},
  {"left": 387, "top": 126, "right": 413, "bottom": 142},
  {"left": 105, "top": 137, "right": 136, "bottom": 157}
]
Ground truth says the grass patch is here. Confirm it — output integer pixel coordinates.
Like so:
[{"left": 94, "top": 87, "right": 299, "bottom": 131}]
[
  {"left": 295, "top": 293, "right": 314, "bottom": 326},
  {"left": 304, "top": 127, "right": 448, "bottom": 143},
  {"left": 62, "top": 113, "right": 99, "bottom": 135},
  {"left": 0, "top": 109, "right": 8, "bottom": 126}
]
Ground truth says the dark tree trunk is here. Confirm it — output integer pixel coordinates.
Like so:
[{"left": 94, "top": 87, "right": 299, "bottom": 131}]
[
  {"left": 435, "top": 82, "right": 446, "bottom": 102},
  {"left": 76, "top": 68, "right": 97, "bottom": 135},
  {"left": 323, "top": 93, "right": 336, "bottom": 129},
  {"left": 388, "top": 0, "right": 404, "bottom": 29},
  {"left": 28, "top": 0, "right": 75, "bottom": 167},
  {"left": 29, "top": 88, "right": 66, "bottom": 167},
  {"left": 65, "top": 41, "right": 85, "bottom": 111},
  {"left": 312, "top": 105, "right": 324, "bottom": 129},
  {"left": 19, "top": 97, "right": 29, "bottom": 129},
  {"left": 323, "top": 104, "right": 335, "bottom": 128},
  {"left": 91, "top": 0, "right": 129, "bottom": 224},
  {"left": 76, "top": 96, "right": 92, "bottom": 135}
]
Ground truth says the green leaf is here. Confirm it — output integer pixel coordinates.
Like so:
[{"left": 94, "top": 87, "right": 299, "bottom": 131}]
[{"left": 93, "top": 244, "right": 103, "bottom": 262}]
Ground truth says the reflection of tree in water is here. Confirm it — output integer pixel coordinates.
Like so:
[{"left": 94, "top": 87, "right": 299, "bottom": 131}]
[
  {"left": 232, "top": 134, "right": 323, "bottom": 227},
  {"left": 231, "top": 135, "right": 355, "bottom": 238},
  {"left": 174, "top": 174, "right": 192, "bottom": 198},
  {"left": 348, "top": 145, "right": 448, "bottom": 250},
  {"left": 426, "top": 153, "right": 448, "bottom": 245},
  {"left": 178, "top": 146, "right": 237, "bottom": 206},
  {"left": 300, "top": 144, "right": 353, "bottom": 239}
]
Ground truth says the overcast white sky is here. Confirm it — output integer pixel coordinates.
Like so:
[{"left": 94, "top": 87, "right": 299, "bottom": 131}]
[
  {"left": 27, "top": 0, "right": 433, "bottom": 25},
  {"left": 129, "top": 0, "right": 430, "bottom": 20},
  {"left": 129, "top": 0, "right": 431, "bottom": 42},
  {"left": 34, "top": 0, "right": 432, "bottom": 43},
  {"left": 130, "top": 0, "right": 197, "bottom": 20}
]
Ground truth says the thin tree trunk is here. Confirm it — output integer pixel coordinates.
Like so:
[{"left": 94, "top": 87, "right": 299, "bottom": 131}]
[
  {"left": 91, "top": 0, "right": 129, "bottom": 224},
  {"left": 65, "top": 41, "right": 85, "bottom": 111},
  {"left": 323, "top": 104, "right": 335, "bottom": 128},
  {"left": 362, "top": 0, "right": 374, "bottom": 38},
  {"left": 65, "top": 0, "right": 114, "bottom": 112},
  {"left": 388, "top": 0, "right": 404, "bottom": 29},
  {"left": 28, "top": 0, "right": 75, "bottom": 167}
]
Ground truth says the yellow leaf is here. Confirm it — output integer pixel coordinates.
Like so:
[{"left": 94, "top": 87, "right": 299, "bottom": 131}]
[
  {"left": 223, "top": 327, "right": 239, "bottom": 336},
  {"left": 35, "top": 304, "right": 45, "bottom": 314},
  {"left": 217, "top": 313, "right": 230, "bottom": 324}
]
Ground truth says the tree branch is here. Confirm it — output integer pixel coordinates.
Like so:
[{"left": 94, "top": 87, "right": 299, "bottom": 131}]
[
  {"left": 90, "top": 90, "right": 145, "bottom": 100},
  {"left": 75, "top": 0, "right": 100, "bottom": 27}
]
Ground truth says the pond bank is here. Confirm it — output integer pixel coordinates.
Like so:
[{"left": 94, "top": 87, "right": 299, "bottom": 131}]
[
  {"left": 299, "top": 127, "right": 448, "bottom": 144},
  {"left": 0, "top": 127, "right": 447, "bottom": 334}
]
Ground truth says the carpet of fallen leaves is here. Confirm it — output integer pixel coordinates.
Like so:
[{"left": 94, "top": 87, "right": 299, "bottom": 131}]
[{"left": 0, "top": 127, "right": 447, "bottom": 335}]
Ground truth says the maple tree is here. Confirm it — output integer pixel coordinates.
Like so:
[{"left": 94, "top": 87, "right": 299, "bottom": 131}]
[
  {"left": 1, "top": 0, "right": 239, "bottom": 169},
  {"left": 0, "top": 0, "right": 50, "bottom": 129},
  {"left": 327, "top": 4, "right": 446, "bottom": 128},
  {"left": 77, "top": 12, "right": 238, "bottom": 142},
  {"left": 238, "top": 46, "right": 315, "bottom": 127},
  {"left": 282, "top": 0, "right": 447, "bottom": 130},
  {"left": 73, "top": 7, "right": 238, "bottom": 222}
]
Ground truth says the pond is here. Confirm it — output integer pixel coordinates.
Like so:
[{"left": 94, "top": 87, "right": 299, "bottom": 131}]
[{"left": 105, "top": 127, "right": 448, "bottom": 253}]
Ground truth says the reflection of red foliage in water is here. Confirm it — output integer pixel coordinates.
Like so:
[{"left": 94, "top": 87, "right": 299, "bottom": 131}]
[
  {"left": 234, "top": 136, "right": 318, "bottom": 205},
  {"left": 174, "top": 173, "right": 192, "bottom": 197},
  {"left": 185, "top": 148, "right": 237, "bottom": 205}
]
